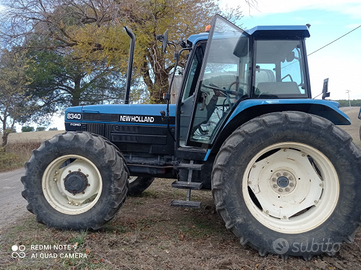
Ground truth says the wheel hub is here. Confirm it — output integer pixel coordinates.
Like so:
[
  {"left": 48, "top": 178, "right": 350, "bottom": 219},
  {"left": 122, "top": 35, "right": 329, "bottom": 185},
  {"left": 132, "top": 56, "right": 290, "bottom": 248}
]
[
  {"left": 64, "top": 171, "right": 88, "bottom": 195},
  {"left": 270, "top": 170, "right": 296, "bottom": 194},
  {"left": 277, "top": 176, "right": 289, "bottom": 188}
]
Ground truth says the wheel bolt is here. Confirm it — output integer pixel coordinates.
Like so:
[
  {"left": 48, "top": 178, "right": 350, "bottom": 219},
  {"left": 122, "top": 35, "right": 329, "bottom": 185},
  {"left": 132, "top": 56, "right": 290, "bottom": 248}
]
[
  {"left": 273, "top": 184, "right": 278, "bottom": 188},
  {"left": 68, "top": 201, "right": 72, "bottom": 205},
  {"left": 87, "top": 184, "right": 90, "bottom": 186},
  {"left": 276, "top": 173, "right": 281, "bottom": 177},
  {"left": 290, "top": 183, "right": 294, "bottom": 187},
  {"left": 75, "top": 203, "right": 79, "bottom": 206},
  {"left": 272, "top": 178, "right": 276, "bottom": 182},
  {"left": 53, "top": 178, "right": 57, "bottom": 182},
  {"left": 55, "top": 171, "right": 59, "bottom": 175},
  {"left": 78, "top": 168, "right": 81, "bottom": 172},
  {"left": 278, "top": 188, "right": 283, "bottom": 192},
  {"left": 285, "top": 188, "right": 290, "bottom": 192},
  {"left": 283, "top": 172, "right": 288, "bottom": 176},
  {"left": 86, "top": 174, "right": 89, "bottom": 177}
]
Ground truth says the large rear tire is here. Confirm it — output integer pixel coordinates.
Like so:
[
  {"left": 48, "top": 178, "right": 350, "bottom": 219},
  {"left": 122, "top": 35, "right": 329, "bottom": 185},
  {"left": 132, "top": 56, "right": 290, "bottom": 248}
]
[
  {"left": 212, "top": 112, "right": 361, "bottom": 259},
  {"left": 21, "top": 132, "right": 128, "bottom": 230}
]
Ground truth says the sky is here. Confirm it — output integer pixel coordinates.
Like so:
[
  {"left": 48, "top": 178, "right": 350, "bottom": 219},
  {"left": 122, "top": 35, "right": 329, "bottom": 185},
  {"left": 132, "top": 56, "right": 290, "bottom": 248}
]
[
  {"left": 225, "top": 0, "right": 361, "bottom": 100},
  {"left": 1, "top": 1, "right": 361, "bottom": 131}
]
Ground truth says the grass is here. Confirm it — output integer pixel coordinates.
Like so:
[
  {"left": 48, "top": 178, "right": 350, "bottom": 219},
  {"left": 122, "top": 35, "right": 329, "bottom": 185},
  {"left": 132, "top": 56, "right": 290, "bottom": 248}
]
[
  {"left": 2, "top": 179, "right": 361, "bottom": 269},
  {"left": 0, "top": 141, "right": 40, "bottom": 172}
]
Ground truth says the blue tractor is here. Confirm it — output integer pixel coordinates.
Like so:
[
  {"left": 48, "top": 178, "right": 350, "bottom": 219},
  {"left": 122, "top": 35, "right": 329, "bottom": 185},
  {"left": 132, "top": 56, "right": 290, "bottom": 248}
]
[{"left": 22, "top": 15, "right": 361, "bottom": 258}]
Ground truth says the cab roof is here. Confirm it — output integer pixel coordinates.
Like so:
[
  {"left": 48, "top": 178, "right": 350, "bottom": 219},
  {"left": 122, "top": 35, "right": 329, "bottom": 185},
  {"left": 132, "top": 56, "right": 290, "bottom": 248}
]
[{"left": 187, "top": 25, "right": 310, "bottom": 45}]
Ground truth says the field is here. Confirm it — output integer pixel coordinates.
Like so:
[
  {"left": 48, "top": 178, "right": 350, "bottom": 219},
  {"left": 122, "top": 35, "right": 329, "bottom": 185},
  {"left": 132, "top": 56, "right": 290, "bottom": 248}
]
[
  {"left": 0, "top": 108, "right": 360, "bottom": 269},
  {"left": 7, "top": 130, "right": 65, "bottom": 144},
  {"left": 0, "top": 131, "right": 65, "bottom": 172}
]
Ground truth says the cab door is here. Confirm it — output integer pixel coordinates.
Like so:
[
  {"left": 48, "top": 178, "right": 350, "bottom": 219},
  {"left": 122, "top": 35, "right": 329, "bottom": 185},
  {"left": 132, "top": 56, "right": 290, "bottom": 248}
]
[{"left": 182, "top": 15, "right": 250, "bottom": 147}]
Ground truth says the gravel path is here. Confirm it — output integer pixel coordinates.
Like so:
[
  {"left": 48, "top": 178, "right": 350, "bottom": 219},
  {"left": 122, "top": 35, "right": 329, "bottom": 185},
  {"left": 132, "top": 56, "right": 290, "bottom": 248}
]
[{"left": 0, "top": 168, "right": 28, "bottom": 229}]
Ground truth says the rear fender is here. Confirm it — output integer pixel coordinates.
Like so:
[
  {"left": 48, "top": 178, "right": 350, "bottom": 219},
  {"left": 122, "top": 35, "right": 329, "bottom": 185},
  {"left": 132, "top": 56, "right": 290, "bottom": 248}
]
[{"left": 209, "top": 99, "right": 350, "bottom": 159}]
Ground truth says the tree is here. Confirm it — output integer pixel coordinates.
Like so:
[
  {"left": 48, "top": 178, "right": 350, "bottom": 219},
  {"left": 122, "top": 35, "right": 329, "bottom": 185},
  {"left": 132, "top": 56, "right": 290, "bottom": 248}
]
[
  {"left": 1, "top": 0, "right": 245, "bottom": 104},
  {"left": 22, "top": 126, "right": 35, "bottom": 132},
  {"left": 0, "top": 49, "right": 34, "bottom": 146},
  {"left": 26, "top": 44, "right": 127, "bottom": 107}
]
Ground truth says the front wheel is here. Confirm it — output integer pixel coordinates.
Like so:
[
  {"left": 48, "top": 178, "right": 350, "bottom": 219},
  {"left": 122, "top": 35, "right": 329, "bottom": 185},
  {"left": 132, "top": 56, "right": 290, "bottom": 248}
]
[
  {"left": 21, "top": 132, "right": 128, "bottom": 230},
  {"left": 212, "top": 112, "right": 361, "bottom": 259}
]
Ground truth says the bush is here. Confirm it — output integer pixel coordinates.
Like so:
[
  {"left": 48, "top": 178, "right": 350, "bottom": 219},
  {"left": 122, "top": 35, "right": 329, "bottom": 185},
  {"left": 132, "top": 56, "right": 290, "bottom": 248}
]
[
  {"left": 0, "top": 141, "right": 41, "bottom": 172},
  {"left": 22, "top": 126, "right": 34, "bottom": 132},
  {"left": 0, "top": 151, "right": 23, "bottom": 171},
  {"left": 49, "top": 127, "right": 58, "bottom": 131},
  {"left": 335, "top": 99, "right": 361, "bottom": 107},
  {"left": 36, "top": 127, "right": 46, "bottom": 132}
]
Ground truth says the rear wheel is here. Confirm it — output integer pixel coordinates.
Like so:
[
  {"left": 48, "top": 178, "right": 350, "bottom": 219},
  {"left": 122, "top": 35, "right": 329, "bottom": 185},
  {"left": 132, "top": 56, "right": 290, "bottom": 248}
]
[
  {"left": 21, "top": 132, "right": 128, "bottom": 230},
  {"left": 212, "top": 111, "right": 361, "bottom": 258},
  {"left": 128, "top": 176, "right": 154, "bottom": 196}
]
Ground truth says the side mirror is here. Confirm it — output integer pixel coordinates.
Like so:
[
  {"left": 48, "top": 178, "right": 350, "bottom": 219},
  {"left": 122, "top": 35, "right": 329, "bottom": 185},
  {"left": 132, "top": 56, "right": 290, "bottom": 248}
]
[
  {"left": 156, "top": 29, "right": 169, "bottom": 53},
  {"left": 162, "top": 30, "right": 168, "bottom": 53},
  {"left": 322, "top": 78, "right": 330, "bottom": 100}
]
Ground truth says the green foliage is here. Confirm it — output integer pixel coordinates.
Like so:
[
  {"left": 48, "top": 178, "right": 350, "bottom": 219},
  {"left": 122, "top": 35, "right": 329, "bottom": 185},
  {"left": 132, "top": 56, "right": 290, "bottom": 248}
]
[
  {"left": 22, "top": 126, "right": 34, "bottom": 132},
  {"left": 335, "top": 99, "right": 361, "bottom": 107},
  {"left": 0, "top": 48, "right": 35, "bottom": 146},
  {"left": 1, "top": 0, "right": 243, "bottom": 104},
  {"left": 49, "top": 127, "right": 58, "bottom": 131},
  {"left": 36, "top": 126, "right": 46, "bottom": 131},
  {"left": 25, "top": 45, "right": 127, "bottom": 107}
]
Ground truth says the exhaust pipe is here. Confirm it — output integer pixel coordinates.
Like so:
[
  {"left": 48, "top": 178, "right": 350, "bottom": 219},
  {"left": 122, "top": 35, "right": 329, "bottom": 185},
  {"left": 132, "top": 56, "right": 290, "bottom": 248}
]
[{"left": 124, "top": 27, "right": 136, "bottom": 104}]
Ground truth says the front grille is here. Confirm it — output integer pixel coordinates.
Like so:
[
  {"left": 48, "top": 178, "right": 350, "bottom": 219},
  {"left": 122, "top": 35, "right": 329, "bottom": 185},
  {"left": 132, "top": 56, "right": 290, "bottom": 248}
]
[{"left": 86, "top": 123, "right": 105, "bottom": 136}]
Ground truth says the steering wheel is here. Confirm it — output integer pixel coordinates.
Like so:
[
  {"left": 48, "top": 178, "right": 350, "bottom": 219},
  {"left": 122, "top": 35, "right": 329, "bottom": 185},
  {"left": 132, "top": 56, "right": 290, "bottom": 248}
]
[{"left": 202, "top": 83, "right": 233, "bottom": 108}]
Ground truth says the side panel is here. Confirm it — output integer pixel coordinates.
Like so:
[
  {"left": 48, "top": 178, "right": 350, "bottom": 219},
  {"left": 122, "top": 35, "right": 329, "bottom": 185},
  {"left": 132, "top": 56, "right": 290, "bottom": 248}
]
[{"left": 65, "top": 104, "right": 177, "bottom": 156}]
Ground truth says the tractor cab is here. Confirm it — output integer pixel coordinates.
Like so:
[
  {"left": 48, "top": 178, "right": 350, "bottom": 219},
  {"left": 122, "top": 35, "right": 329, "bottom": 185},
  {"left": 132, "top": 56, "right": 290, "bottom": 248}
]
[{"left": 177, "top": 15, "right": 311, "bottom": 149}]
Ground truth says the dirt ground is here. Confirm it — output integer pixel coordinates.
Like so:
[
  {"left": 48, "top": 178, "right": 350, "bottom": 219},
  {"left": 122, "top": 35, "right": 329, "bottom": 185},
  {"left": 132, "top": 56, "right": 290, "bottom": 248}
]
[
  {"left": 338, "top": 107, "right": 360, "bottom": 146},
  {"left": 1, "top": 107, "right": 361, "bottom": 269}
]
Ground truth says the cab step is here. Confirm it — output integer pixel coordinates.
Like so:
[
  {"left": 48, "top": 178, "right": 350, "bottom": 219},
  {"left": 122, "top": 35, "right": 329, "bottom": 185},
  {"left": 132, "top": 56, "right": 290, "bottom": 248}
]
[
  {"left": 171, "top": 160, "right": 202, "bottom": 209},
  {"left": 171, "top": 181, "right": 203, "bottom": 190},
  {"left": 171, "top": 200, "right": 201, "bottom": 208}
]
